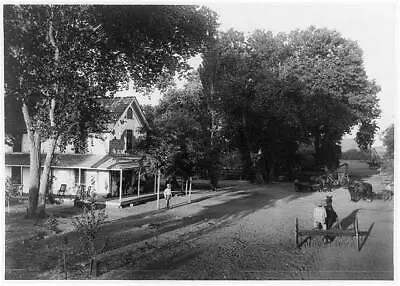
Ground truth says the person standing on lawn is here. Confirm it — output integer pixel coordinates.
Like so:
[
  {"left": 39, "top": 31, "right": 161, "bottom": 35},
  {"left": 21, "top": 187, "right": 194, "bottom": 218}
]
[
  {"left": 164, "top": 183, "right": 172, "bottom": 209},
  {"left": 313, "top": 199, "right": 327, "bottom": 230}
]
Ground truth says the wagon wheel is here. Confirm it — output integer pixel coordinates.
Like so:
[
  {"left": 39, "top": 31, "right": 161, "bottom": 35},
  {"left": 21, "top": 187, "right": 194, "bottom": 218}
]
[
  {"left": 342, "top": 175, "right": 350, "bottom": 187},
  {"left": 322, "top": 184, "right": 332, "bottom": 192},
  {"left": 332, "top": 179, "right": 340, "bottom": 187},
  {"left": 312, "top": 182, "right": 323, "bottom": 192}
]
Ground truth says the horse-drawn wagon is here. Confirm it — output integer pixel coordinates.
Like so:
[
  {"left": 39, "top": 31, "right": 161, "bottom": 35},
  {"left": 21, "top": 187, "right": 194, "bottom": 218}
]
[
  {"left": 293, "top": 170, "right": 332, "bottom": 192},
  {"left": 295, "top": 215, "right": 374, "bottom": 251}
]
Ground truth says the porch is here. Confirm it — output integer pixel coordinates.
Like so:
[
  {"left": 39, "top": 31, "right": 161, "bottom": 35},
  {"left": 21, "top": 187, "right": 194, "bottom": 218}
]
[{"left": 105, "top": 192, "right": 163, "bottom": 208}]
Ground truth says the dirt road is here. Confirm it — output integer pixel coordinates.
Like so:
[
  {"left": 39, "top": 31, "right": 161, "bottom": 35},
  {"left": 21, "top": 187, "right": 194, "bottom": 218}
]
[
  {"left": 97, "top": 161, "right": 393, "bottom": 280},
  {"left": 5, "top": 161, "right": 394, "bottom": 280}
]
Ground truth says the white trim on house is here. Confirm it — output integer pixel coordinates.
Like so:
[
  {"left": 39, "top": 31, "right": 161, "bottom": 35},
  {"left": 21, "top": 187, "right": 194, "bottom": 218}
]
[
  {"left": 5, "top": 164, "right": 142, "bottom": 172},
  {"left": 6, "top": 164, "right": 115, "bottom": 172}
]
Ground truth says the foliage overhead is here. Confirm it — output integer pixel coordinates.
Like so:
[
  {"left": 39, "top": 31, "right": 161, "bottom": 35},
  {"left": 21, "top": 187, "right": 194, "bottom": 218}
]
[
  {"left": 3, "top": 4, "right": 219, "bottom": 214},
  {"left": 4, "top": 4, "right": 219, "bottom": 149},
  {"left": 197, "top": 26, "right": 381, "bottom": 178},
  {"left": 93, "top": 5, "right": 219, "bottom": 90},
  {"left": 283, "top": 27, "right": 381, "bottom": 143}
]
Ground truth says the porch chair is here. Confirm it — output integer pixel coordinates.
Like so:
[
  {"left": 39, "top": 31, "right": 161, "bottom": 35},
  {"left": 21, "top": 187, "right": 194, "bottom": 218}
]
[
  {"left": 58, "top": 184, "right": 67, "bottom": 197},
  {"left": 16, "top": 184, "right": 24, "bottom": 197}
]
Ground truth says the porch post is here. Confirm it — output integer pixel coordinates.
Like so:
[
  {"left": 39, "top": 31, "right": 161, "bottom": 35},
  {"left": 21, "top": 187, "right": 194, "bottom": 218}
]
[
  {"left": 154, "top": 173, "right": 157, "bottom": 194},
  {"left": 20, "top": 166, "right": 23, "bottom": 193},
  {"left": 78, "top": 168, "right": 82, "bottom": 194},
  {"left": 119, "top": 169, "right": 123, "bottom": 203},
  {"left": 96, "top": 171, "right": 99, "bottom": 193},
  {"left": 189, "top": 176, "right": 192, "bottom": 203},
  {"left": 157, "top": 169, "right": 161, "bottom": 210},
  {"left": 137, "top": 170, "right": 141, "bottom": 197}
]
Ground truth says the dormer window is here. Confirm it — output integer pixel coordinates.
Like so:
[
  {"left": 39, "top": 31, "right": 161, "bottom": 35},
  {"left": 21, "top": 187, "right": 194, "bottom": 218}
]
[
  {"left": 12, "top": 134, "right": 22, "bottom": 152},
  {"left": 126, "top": 107, "right": 133, "bottom": 119},
  {"left": 126, "top": 129, "right": 134, "bottom": 153}
]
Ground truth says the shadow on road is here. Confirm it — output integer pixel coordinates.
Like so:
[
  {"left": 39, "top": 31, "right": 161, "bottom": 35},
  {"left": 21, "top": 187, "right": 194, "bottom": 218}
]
[
  {"left": 6, "top": 182, "right": 317, "bottom": 279},
  {"left": 337, "top": 209, "right": 360, "bottom": 229}
]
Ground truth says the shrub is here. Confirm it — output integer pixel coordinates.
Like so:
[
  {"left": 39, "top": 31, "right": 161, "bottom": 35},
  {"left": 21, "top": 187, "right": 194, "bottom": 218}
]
[
  {"left": 72, "top": 205, "right": 108, "bottom": 278},
  {"left": 45, "top": 216, "right": 60, "bottom": 233}
]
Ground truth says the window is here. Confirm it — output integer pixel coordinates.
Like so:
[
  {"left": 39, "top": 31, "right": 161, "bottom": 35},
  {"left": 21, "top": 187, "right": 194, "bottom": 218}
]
[
  {"left": 74, "top": 169, "right": 79, "bottom": 185},
  {"left": 74, "top": 169, "right": 86, "bottom": 185},
  {"left": 80, "top": 170, "right": 86, "bottom": 185},
  {"left": 11, "top": 166, "right": 22, "bottom": 185},
  {"left": 126, "top": 129, "right": 133, "bottom": 152},
  {"left": 13, "top": 134, "right": 22, "bottom": 152},
  {"left": 126, "top": 107, "right": 133, "bottom": 119}
]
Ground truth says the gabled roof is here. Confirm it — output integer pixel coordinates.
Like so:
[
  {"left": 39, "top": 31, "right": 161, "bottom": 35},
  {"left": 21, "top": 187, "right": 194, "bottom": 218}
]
[
  {"left": 5, "top": 95, "right": 149, "bottom": 136},
  {"left": 98, "top": 97, "right": 134, "bottom": 120},
  {"left": 98, "top": 96, "right": 149, "bottom": 130}
]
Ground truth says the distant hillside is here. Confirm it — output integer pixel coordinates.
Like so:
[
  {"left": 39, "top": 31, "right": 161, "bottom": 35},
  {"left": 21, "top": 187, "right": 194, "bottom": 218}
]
[
  {"left": 341, "top": 138, "right": 386, "bottom": 157},
  {"left": 341, "top": 138, "right": 359, "bottom": 152},
  {"left": 374, "top": 146, "right": 386, "bottom": 157}
]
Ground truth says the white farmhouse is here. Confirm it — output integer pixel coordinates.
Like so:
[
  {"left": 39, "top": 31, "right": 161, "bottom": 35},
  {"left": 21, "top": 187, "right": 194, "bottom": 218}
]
[{"left": 5, "top": 96, "right": 152, "bottom": 206}]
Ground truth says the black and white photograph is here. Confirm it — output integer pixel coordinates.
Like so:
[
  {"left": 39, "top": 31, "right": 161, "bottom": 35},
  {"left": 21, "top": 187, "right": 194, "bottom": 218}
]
[{"left": 2, "top": 0, "right": 397, "bottom": 281}]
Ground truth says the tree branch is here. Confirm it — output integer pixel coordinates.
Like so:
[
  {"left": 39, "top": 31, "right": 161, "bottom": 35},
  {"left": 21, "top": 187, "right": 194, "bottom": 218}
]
[
  {"left": 48, "top": 11, "right": 59, "bottom": 133},
  {"left": 48, "top": 16, "right": 59, "bottom": 62},
  {"left": 49, "top": 98, "right": 56, "bottom": 128},
  {"left": 21, "top": 102, "right": 34, "bottom": 141}
]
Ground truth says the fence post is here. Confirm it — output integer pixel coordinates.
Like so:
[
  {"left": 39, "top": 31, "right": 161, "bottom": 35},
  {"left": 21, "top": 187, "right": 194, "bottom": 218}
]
[
  {"left": 157, "top": 169, "right": 161, "bottom": 210},
  {"left": 355, "top": 216, "right": 360, "bottom": 250},
  {"left": 188, "top": 177, "right": 192, "bottom": 203},
  {"left": 295, "top": 217, "right": 299, "bottom": 248}
]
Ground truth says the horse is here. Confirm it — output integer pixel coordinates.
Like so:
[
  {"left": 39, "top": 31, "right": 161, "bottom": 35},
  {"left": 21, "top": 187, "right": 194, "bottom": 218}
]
[{"left": 348, "top": 180, "right": 374, "bottom": 201}]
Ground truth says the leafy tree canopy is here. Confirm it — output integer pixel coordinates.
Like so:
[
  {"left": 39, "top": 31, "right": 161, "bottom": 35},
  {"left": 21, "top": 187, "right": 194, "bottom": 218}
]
[
  {"left": 4, "top": 4, "right": 219, "bottom": 147},
  {"left": 283, "top": 27, "right": 381, "bottom": 143},
  {"left": 3, "top": 4, "right": 218, "bottom": 214},
  {"left": 199, "top": 26, "right": 381, "bottom": 178},
  {"left": 137, "top": 73, "right": 207, "bottom": 178}
]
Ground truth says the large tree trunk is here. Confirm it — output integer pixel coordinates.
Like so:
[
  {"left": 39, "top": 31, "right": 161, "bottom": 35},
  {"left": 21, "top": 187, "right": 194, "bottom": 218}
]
[
  {"left": 207, "top": 114, "right": 220, "bottom": 189},
  {"left": 206, "top": 75, "right": 220, "bottom": 189},
  {"left": 36, "top": 17, "right": 60, "bottom": 216},
  {"left": 28, "top": 133, "right": 41, "bottom": 216},
  {"left": 240, "top": 108, "right": 255, "bottom": 182},
  {"left": 37, "top": 96, "right": 57, "bottom": 216},
  {"left": 21, "top": 102, "right": 41, "bottom": 217},
  {"left": 254, "top": 154, "right": 266, "bottom": 184},
  {"left": 314, "top": 129, "right": 321, "bottom": 170},
  {"left": 265, "top": 148, "right": 276, "bottom": 183},
  {"left": 208, "top": 160, "right": 219, "bottom": 190},
  {"left": 267, "top": 158, "right": 275, "bottom": 183},
  {"left": 37, "top": 136, "right": 57, "bottom": 216},
  {"left": 239, "top": 131, "right": 254, "bottom": 181}
]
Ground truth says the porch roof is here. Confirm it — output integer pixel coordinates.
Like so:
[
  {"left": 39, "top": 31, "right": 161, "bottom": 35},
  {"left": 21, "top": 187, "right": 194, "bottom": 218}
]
[
  {"left": 91, "top": 154, "right": 141, "bottom": 170},
  {"left": 5, "top": 153, "right": 141, "bottom": 171}
]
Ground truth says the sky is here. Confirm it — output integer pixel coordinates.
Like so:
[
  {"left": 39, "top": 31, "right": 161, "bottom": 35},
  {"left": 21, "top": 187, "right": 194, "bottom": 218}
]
[{"left": 131, "top": 0, "right": 398, "bottom": 146}]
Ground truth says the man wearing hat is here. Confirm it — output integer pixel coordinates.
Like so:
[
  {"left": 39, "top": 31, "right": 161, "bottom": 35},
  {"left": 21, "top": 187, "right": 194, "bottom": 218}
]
[
  {"left": 325, "top": 196, "right": 338, "bottom": 229},
  {"left": 324, "top": 195, "right": 338, "bottom": 243},
  {"left": 313, "top": 199, "right": 327, "bottom": 230}
]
